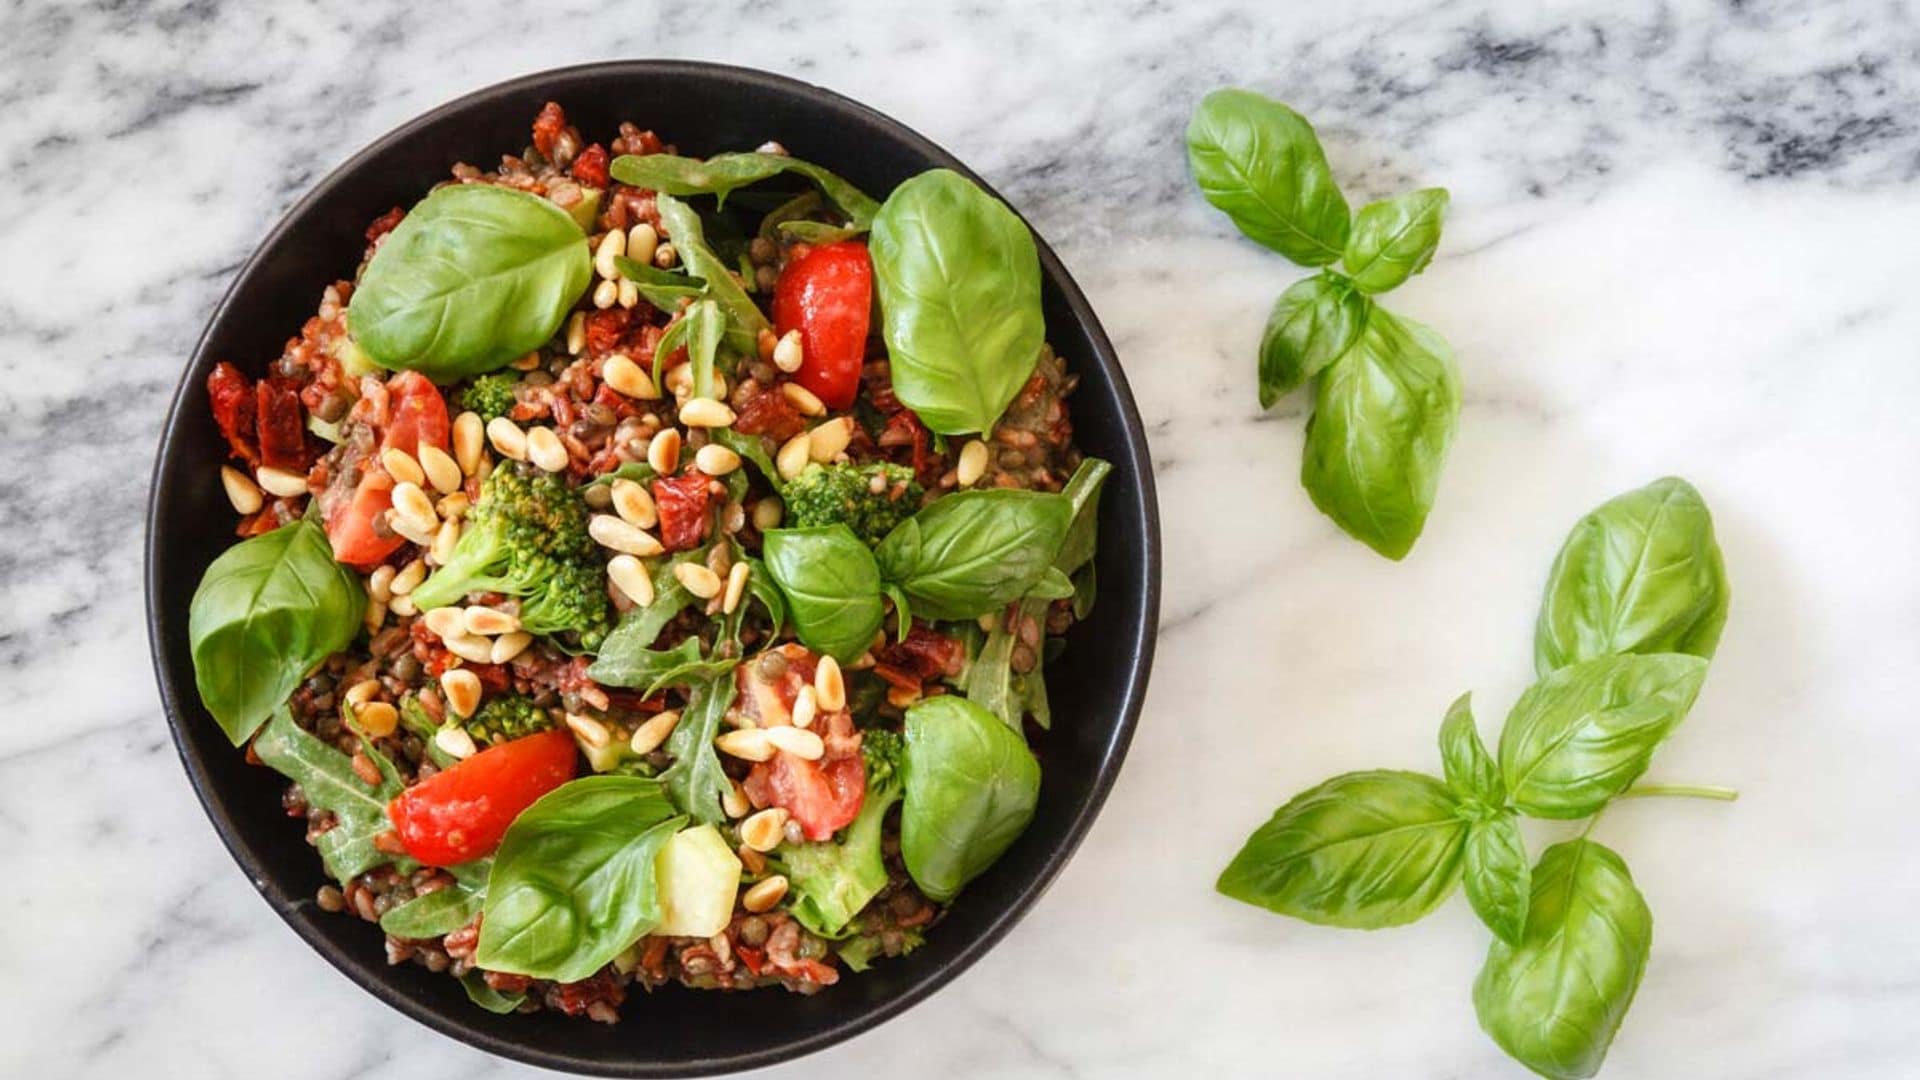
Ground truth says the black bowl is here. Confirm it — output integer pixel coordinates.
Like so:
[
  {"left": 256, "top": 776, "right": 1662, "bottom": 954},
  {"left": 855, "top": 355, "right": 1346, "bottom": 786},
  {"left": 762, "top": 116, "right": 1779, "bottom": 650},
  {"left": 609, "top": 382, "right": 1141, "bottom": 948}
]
[{"left": 145, "top": 60, "right": 1159, "bottom": 1076}]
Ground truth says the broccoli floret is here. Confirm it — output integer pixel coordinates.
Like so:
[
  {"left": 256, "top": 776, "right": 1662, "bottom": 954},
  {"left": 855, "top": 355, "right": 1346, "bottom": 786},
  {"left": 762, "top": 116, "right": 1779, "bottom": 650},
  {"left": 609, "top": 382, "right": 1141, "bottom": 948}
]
[
  {"left": 464, "top": 694, "right": 554, "bottom": 745},
  {"left": 457, "top": 371, "right": 522, "bottom": 423},
  {"left": 409, "top": 462, "right": 611, "bottom": 643},
  {"left": 776, "top": 729, "right": 905, "bottom": 937},
  {"left": 782, "top": 462, "right": 922, "bottom": 546}
]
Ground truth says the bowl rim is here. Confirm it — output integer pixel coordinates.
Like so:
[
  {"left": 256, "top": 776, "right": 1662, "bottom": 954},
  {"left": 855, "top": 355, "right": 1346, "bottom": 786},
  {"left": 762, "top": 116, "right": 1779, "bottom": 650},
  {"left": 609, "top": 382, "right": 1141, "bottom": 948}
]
[{"left": 145, "top": 58, "right": 1160, "bottom": 1076}]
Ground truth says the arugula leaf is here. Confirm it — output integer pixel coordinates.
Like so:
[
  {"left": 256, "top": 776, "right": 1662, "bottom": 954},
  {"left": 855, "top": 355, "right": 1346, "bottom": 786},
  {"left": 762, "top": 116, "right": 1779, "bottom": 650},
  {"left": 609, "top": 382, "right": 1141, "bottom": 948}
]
[
  {"left": 613, "top": 256, "right": 706, "bottom": 310},
  {"left": 610, "top": 151, "right": 880, "bottom": 227},
  {"left": 658, "top": 669, "right": 739, "bottom": 826},
  {"left": 380, "top": 859, "right": 490, "bottom": 939},
  {"left": 589, "top": 635, "right": 731, "bottom": 697},
  {"left": 1342, "top": 188, "right": 1449, "bottom": 294},
  {"left": 1259, "top": 272, "right": 1369, "bottom": 407},
  {"left": 655, "top": 194, "right": 768, "bottom": 349},
  {"left": 1185, "top": 88, "right": 1350, "bottom": 265},
  {"left": 252, "top": 710, "right": 409, "bottom": 882}
]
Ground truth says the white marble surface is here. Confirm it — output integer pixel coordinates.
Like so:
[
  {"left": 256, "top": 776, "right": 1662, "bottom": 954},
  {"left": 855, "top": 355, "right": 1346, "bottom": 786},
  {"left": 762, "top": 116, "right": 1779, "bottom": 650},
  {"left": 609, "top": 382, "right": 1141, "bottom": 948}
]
[{"left": 4, "top": 0, "right": 1920, "bottom": 1076}]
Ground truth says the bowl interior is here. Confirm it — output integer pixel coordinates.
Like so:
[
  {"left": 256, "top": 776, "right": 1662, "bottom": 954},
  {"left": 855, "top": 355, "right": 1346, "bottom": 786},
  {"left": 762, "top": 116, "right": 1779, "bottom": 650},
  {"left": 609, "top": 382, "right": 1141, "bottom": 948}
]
[{"left": 147, "top": 61, "right": 1158, "bottom": 1076}]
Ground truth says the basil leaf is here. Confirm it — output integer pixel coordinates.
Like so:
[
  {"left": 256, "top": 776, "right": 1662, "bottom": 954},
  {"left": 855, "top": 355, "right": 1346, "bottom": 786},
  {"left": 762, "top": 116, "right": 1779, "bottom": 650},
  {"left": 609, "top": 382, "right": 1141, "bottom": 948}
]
[
  {"left": 613, "top": 255, "right": 706, "bottom": 310},
  {"left": 1216, "top": 770, "right": 1466, "bottom": 928},
  {"left": 1535, "top": 477, "right": 1730, "bottom": 675},
  {"left": 876, "top": 490, "right": 1073, "bottom": 621},
  {"left": 188, "top": 518, "right": 365, "bottom": 745},
  {"left": 1025, "top": 566, "right": 1075, "bottom": 600},
  {"left": 610, "top": 151, "right": 880, "bottom": 227},
  {"left": 348, "top": 185, "right": 591, "bottom": 380},
  {"left": 1185, "top": 88, "right": 1350, "bottom": 265},
  {"left": 763, "top": 526, "right": 886, "bottom": 662},
  {"left": 1342, "top": 188, "right": 1449, "bottom": 294},
  {"left": 869, "top": 169, "right": 1045, "bottom": 435},
  {"left": 476, "top": 776, "right": 685, "bottom": 983},
  {"left": 901, "top": 696, "right": 1041, "bottom": 902},
  {"left": 252, "top": 711, "right": 408, "bottom": 882},
  {"left": 1301, "top": 306, "right": 1461, "bottom": 560},
  {"left": 656, "top": 194, "right": 769, "bottom": 348},
  {"left": 1462, "top": 812, "right": 1530, "bottom": 946},
  {"left": 1438, "top": 692, "right": 1502, "bottom": 806},
  {"left": 658, "top": 669, "right": 738, "bottom": 825},
  {"left": 1499, "top": 653, "right": 1709, "bottom": 819},
  {"left": 1070, "top": 562, "right": 1096, "bottom": 620},
  {"left": 780, "top": 219, "right": 865, "bottom": 243},
  {"left": 1473, "top": 840, "right": 1652, "bottom": 1080},
  {"left": 380, "top": 859, "right": 489, "bottom": 939},
  {"left": 1259, "top": 272, "right": 1369, "bottom": 407},
  {"left": 460, "top": 971, "right": 527, "bottom": 1014}
]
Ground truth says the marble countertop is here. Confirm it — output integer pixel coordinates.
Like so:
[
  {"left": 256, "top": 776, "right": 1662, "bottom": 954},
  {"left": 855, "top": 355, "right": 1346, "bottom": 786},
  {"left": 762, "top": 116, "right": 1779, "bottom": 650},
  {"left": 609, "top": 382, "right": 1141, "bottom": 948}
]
[{"left": 6, "top": 1, "right": 1919, "bottom": 1076}]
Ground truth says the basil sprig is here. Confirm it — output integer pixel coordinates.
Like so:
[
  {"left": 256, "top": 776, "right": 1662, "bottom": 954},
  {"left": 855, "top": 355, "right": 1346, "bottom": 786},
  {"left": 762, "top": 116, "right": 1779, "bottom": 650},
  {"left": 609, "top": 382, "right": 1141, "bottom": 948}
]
[
  {"left": 1218, "top": 480, "right": 1736, "bottom": 1078},
  {"left": 1187, "top": 87, "right": 1459, "bottom": 559}
]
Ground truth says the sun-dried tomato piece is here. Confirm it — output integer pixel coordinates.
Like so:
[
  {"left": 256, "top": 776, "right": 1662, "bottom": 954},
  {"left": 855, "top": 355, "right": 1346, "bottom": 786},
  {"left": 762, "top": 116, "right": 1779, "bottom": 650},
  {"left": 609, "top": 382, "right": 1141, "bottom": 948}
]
[
  {"left": 651, "top": 472, "right": 713, "bottom": 552},
  {"left": 731, "top": 386, "right": 809, "bottom": 443},
  {"left": 207, "top": 362, "right": 258, "bottom": 464},
  {"left": 571, "top": 143, "right": 609, "bottom": 188},
  {"left": 256, "top": 375, "right": 309, "bottom": 471},
  {"left": 583, "top": 308, "right": 631, "bottom": 358},
  {"left": 365, "top": 207, "right": 405, "bottom": 244},
  {"left": 876, "top": 625, "right": 966, "bottom": 681},
  {"left": 531, "top": 101, "right": 568, "bottom": 157}
]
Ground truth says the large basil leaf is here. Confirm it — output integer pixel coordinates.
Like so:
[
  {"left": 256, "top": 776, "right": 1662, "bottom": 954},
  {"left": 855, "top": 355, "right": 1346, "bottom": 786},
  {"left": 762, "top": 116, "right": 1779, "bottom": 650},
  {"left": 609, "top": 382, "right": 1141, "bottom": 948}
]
[
  {"left": 1438, "top": 692, "right": 1502, "bottom": 807},
  {"left": 1259, "top": 272, "right": 1369, "bottom": 407},
  {"left": 1216, "top": 770, "right": 1466, "bottom": 928},
  {"left": 656, "top": 194, "right": 768, "bottom": 348},
  {"left": 1499, "top": 653, "right": 1709, "bottom": 819},
  {"left": 1473, "top": 839, "right": 1652, "bottom": 1080},
  {"left": 610, "top": 151, "right": 880, "bottom": 227},
  {"left": 1535, "top": 477, "right": 1730, "bottom": 675},
  {"left": 348, "top": 184, "right": 591, "bottom": 380},
  {"left": 762, "top": 526, "right": 886, "bottom": 662},
  {"left": 380, "top": 858, "right": 490, "bottom": 939},
  {"left": 658, "top": 668, "right": 739, "bottom": 826},
  {"left": 252, "top": 711, "right": 408, "bottom": 882},
  {"left": 869, "top": 169, "right": 1045, "bottom": 435},
  {"left": 1185, "top": 88, "right": 1350, "bottom": 265},
  {"left": 876, "top": 490, "right": 1073, "bottom": 621},
  {"left": 1300, "top": 307, "right": 1461, "bottom": 560},
  {"left": 189, "top": 517, "right": 365, "bottom": 745},
  {"left": 901, "top": 696, "right": 1041, "bottom": 902},
  {"left": 1462, "top": 812, "right": 1530, "bottom": 946},
  {"left": 1342, "top": 188, "right": 1449, "bottom": 294},
  {"left": 476, "top": 776, "right": 685, "bottom": 983}
]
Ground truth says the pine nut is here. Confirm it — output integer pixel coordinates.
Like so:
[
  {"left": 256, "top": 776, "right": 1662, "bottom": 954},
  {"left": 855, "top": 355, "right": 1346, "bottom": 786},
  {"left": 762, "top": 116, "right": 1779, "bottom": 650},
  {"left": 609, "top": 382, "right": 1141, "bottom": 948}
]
[
  {"left": 390, "top": 557, "right": 428, "bottom": 597},
  {"left": 491, "top": 631, "right": 533, "bottom": 664},
  {"left": 566, "top": 311, "right": 587, "bottom": 355},
  {"left": 957, "top": 439, "right": 990, "bottom": 487},
  {"left": 653, "top": 242, "right": 677, "bottom": 268},
  {"left": 355, "top": 701, "right": 399, "bottom": 738},
  {"left": 388, "top": 594, "right": 418, "bottom": 618},
  {"left": 678, "top": 397, "right": 735, "bottom": 429},
  {"left": 418, "top": 445, "right": 462, "bottom": 494},
  {"left": 387, "top": 509, "right": 438, "bottom": 548},
  {"left": 435, "top": 725, "right": 477, "bottom": 760},
  {"left": 363, "top": 598, "right": 388, "bottom": 633},
  {"left": 425, "top": 517, "right": 457, "bottom": 566},
  {"left": 618, "top": 278, "right": 639, "bottom": 309},
  {"left": 565, "top": 712, "right": 611, "bottom": 749},
  {"left": 380, "top": 447, "right": 424, "bottom": 487},
  {"left": 436, "top": 491, "right": 471, "bottom": 520},
  {"left": 814, "top": 655, "right": 846, "bottom": 712},
  {"left": 764, "top": 725, "right": 825, "bottom": 760},
  {"left": 443, "top": 632, "right": 494, "bottom": 664},
  {"left": 524, "top": 426, "right": 567, "bottom": 473},
  {"left": 592, "top": 278, "right": 618, "bottom": 309},
  {"left": 345, "top": 678, "right": 383, "bottom": 708},
  {"left": 511, "top": 351, "right": 542, "bottom": 371},
  {"left": 696, "top": 444, "right": 741, "bottom": 477},
  {"left": 463, "top": 605, "right": 521, "bottom": 636},
  {"left": 628, "top": 709, "right": 679, "bottom": 755},
  {"left": 453, "top": 411, "right": 486, "bottom": 475},
  {"left": 607, "top": 554, "right": 656, "bottom": 606},
  {"left": 663, "top": 361, "right": 693, "bottom": 400},
  {"left": 594, "top": 228, "right": 626, "bottom": 279},
  {"left": 740, "top": 808, "right": 789, "bottom": 852},
  {"left": 711, "top": 566, "right": 745, "bottom": 620},
  {"left": 391, "top": 482, "right": 438, "bottom": 534},
  {"left": 603, "top": 354, "right": 657, "bottom": 400},
  {"left": 440, "top": 669, "right": 482, "bottom": 719},
  {"left": 611, "top": 479, "right": 657, "bottom": 528},
  {"left": 423, "top": 607, "right": 465, "bottom": 639},
  {"left": 647, "top": 428, "right": 682, "bottom": 474},
  {"left": 716, "top": 728, "right": 774, "bottom": 762},
  {"left": 220, "top": 465, "right": 263, "bottom": 514},
  {"left": 721, "top": 782, "right": 751, "bottom": 819},
  {"left": 487, "top": 417, "right": 528, "bottom": 461},
  {"left": 256, "top": 466, "right": 309, "bottom": 498},
  {"left": 772, "top": 330, "right": 804, "bottom": 373},
  {"left": 627, "top": 223, "right": 658, "bottom": 266},
  {"left": 778, "top": 383, "right": 824, "bottom": 418},
  {"left": 807, "top": 417, "right": 853, "bottom": 463},
  {"left": 590, "top": 514, "right": 665, "bottom": 556},
  {"left": 790, "top": 685, "right": 817, "bottom": 730},
  {"left": 742, "top": 875, "right": 788, "bottom": 913},
  {"left": 776, "top": 432, "right": 811, "bottom": 481},
  {"left": 751, "top": 497, "right": 783, "bottom": 531},
  {"left": 675, "top": 562, "right": 723, "bottom": 599}
]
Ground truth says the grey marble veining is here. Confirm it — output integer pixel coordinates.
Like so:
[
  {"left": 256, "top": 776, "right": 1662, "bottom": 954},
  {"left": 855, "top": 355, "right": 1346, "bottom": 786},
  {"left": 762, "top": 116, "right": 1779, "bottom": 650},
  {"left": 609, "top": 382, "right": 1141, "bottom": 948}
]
[{"left": 5, "top": 0, "right": 1920, "bottom": 1076}]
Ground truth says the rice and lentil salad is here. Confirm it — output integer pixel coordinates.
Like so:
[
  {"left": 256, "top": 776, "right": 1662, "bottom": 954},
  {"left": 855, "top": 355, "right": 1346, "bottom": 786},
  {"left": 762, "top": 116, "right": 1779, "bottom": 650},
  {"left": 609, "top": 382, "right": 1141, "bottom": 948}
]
[{"left": 186, "top": 102, "right": 1110, "bottom": 1020}]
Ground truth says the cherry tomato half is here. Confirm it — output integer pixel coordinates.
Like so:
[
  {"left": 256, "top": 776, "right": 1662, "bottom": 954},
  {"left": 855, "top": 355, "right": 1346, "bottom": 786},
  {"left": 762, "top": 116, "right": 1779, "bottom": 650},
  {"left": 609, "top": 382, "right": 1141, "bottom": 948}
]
[
  {"left": 772, "top": 241, "right": 872, "bottom": 411},
  {"left": 325, "top": 471, "right": 404, "bottom": 569},
  {"left": 754, "top": 752, "right": 865, "bottom": 841},
  {"left": 388, "top": 729, "right": 578, "bottom": 867}
]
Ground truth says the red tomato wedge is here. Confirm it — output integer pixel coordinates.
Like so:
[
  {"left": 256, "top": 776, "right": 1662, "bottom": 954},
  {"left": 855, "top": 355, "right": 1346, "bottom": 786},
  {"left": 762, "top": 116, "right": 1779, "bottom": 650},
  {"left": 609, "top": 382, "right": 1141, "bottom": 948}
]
[
  {"left": 772, "top": 241, "right": 872, "bottom": 411},
  {"left": 326, "top": 471, "right": 404, "bottom": 568},
  {"left": 389, "top": 729, "right": 577, "bottom": 866},
  {"left": 380, "top": 370, "right": 451, "bottom": 456}
]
